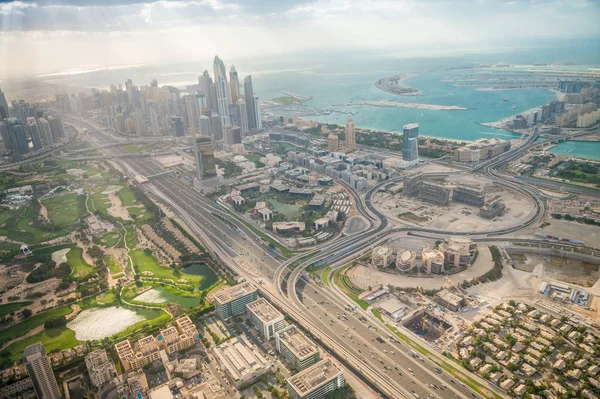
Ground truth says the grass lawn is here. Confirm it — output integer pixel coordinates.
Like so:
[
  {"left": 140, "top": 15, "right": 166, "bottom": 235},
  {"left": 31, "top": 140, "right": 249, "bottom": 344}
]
[
  {"left": 321, "top": 267, "right": 332, "bottom": 287},
  {"left": 332, "top": 266, "right": 368, "bottom": 310},
  {"left": 81, "top": 290, "right": 118, "bottom": 308},
  {"left": 90, "top": 189, "right": 111, "bottom": 215},
  {"left": 43, "top": 193, "right": 87, "bottom": 229},
  {"left": 104, "top": 254, "right": 121, "bottom": 274},
  {"left": 0, "top": 241, "right": 19, "bottom": 260},
  {"left": 118, "top": 187, "right": 139, "bottom": 206},
  {"left": 0, "top": 306, "right": 73, "bottom": 346},
  {"left": 0, "top": 301, "right": 33, "bottom": 318},
  {"left": 127, "top": 206, "right": 152, "bottom": 223},
  {"left": 7, "top": 204, "right": 63, "bottom": 243},
  {"left": 1, "top": 328, "right": 80, "bottom": 368},
  {"left": 67, "top": 247, "right": 95, "bottom": 279},
  {"left": 93, "top": 231, "right": 121, "bottom": 247},
  {"left": 244, "top": 154, "right": 262, "bottom": 163},
  {"left": 130, "top": 249, "right": 204, "bottom": 286},
  {"left": 124, "top": 226, "right": 136, "bottom": 248}
]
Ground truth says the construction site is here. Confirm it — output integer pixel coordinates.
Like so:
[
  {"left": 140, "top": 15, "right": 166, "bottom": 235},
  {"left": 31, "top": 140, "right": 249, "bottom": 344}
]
[
  {"left": 403, "top": 309, "right": 453, "bottom": 342},
  {"left": 373, "top": 171, "right": 534, "bottom": 232}
]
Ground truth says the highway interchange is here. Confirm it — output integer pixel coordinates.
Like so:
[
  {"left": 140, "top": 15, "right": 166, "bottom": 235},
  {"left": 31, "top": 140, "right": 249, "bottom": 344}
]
[{"left": 61, "top": 115, "right": 597, "bottom": 399}]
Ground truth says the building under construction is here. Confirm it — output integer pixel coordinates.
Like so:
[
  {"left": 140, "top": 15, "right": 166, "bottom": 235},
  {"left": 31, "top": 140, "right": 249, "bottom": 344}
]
[
  {"left": 403, "top": 309, "right": 452, "bottom": 342},
  {"left": 480, "top": 197, "right": 506, "bottom": 219},
  {"left": 420, "top": 181, "right": 450, "bottom": 206},
  {"left": 453, "top": 185, "right": 485, "bottom": 207}
]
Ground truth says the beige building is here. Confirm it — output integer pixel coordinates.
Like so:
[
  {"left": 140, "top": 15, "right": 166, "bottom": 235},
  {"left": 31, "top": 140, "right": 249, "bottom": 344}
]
[
  {"left": 454, "top": 138, "right": 511, "bottom": 163},
  {"left": 115, "top": 336, "right": 160, "bottom": 371},
  {"left": 422, "top": 248, "right": 445, "bottom": 274},
  {"left": 372, "top": 245, "right": 394, "bottom": 267},
  {"left": 396, "top": 249, "right": 416, "bottom": 273},
  {"left": 85, "top": 349, "right": 116, "bottom": 387},
  {"left": 247, "top": 298, "right": 286, "bottom": 340},
  {"left": 287, "top": 359, "right": 344, "bottom": 399},
  {"left": 213, "top": 336, "right": 269, "bottom": 387},
  {"left": 439, "top": 238, "right": 473, "bottom": 268},
  {"left": 345, "top": 118, "right": 356, "bottom": 151},
  {"left": 275, "top": 325, "right": 320, "bottom": 371},
  {"left": 327, "top": 133, "right": 339, "bottom": 152}
]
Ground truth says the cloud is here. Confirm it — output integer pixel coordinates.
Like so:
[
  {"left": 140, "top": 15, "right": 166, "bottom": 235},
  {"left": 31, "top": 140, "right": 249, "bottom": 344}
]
[{"left": 0, "top": 0, "right": 599, "bottom": 78}]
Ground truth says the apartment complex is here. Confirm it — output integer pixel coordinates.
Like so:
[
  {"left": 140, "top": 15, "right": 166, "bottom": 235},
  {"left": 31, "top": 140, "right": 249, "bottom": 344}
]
[
  {"left": 24, "top": 343, "right": 61, "bottom": 399},
  {"left": 212, "top": 335, "right": 269, "bottom": 388},
  {"left": 85, "top": 349, "right": 116, "bottom": 387},
  {"left": 116, "top": 335, "right": 160, "bottom": 371},
  {"left": 247, "top": 298, "right": 286, "bottom": 340},
  {"left": 116, "top": 316, "right": 199, "bottom": 370},
  {"left": 159, "top": 315, "right": 199, "bottom": 354},
  {"left": 287, "top": 359, "right": 344, "bottom": 399},
  {"left": 214, "top": 282, "right": 258, "bottom": 320},
  {"left": 454, "top": 138, "right": 511, "bottom": 163},
  {"left": 275, "top": 325, "right": 320, "bottom": 372},
  {"left": 453, "top": 185, "right": 485, "bottom": 207}
]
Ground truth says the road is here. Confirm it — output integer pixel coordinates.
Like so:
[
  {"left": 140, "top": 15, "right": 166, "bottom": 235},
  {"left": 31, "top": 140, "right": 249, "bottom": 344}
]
[{"left": 67, "top": 115, "right": 557, "bottom": 398}]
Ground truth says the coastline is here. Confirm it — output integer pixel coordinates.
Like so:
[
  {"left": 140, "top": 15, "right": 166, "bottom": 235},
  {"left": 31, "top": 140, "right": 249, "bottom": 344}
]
[
  {"left": 338, "top": 100, "right": 470, "bottom": 111},
  {"left": 374, "top": 74, "right": 423, "bottom": 96}
]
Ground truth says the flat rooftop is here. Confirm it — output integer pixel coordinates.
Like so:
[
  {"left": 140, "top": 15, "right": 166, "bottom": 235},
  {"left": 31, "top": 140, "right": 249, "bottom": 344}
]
[
  {"left": 214, "top": 282, "right": 256, "bottom": 304},
  {"left": 288, "top": 359, "right": 341, "bottom": 395},
  {"left": 213, "top": 336, "right": 267, "bottom": 382},
  {"left": 404, "top": 122, "right": 419, "bottom": 130},
  {"left": 247, "top": 298, "right": 284, "bottom": 323},
  {"left": 436, "top": 289, "right": 464, "bottom": 306},
  {"left": 277, "top": 325, "right": 318, "bottom": 360}
]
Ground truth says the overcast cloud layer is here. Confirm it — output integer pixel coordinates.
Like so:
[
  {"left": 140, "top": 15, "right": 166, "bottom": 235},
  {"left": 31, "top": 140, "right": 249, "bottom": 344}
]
[{"left": 1, "top": 0, "right": 599, "bottom": 78}]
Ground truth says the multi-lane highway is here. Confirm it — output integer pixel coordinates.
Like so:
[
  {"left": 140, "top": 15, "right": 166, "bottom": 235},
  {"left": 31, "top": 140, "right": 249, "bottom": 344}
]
[{"left": 66, "top": 115, "right": 559, "bottom": 399}]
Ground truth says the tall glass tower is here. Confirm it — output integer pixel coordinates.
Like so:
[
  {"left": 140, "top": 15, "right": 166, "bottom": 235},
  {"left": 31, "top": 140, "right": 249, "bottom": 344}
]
[{"left": 402, "top": 122, "right": 419, "bottom": 162}]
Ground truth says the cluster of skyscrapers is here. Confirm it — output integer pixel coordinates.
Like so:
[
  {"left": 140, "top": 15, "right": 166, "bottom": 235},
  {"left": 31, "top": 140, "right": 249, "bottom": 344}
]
[{"left": 0, "top": 87, "right": 65, "bottom": 157}]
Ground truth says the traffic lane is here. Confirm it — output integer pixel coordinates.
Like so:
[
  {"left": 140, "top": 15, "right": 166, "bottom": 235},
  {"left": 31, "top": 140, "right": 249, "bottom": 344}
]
[
  {"left": 295, "top": 283, "right": 439, "bottom": 399},
  {"left": 301, "top": 288, "right": 468, "bottom": 399},
  {"left": 302, "top": 282, "right": 480, "bottom": 399}
]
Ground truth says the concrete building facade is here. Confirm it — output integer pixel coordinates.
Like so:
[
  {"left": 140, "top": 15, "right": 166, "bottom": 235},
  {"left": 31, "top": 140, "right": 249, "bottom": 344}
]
[
  {"left": 287, "top": 359, "right": 344, "bottom": 399},
  {"left": 214, "top": 282, "right": 258, "bottom": 320},
  {"left": 247, "top": 298, "right": 286, "bottom": 340},
  {"left": 275, "top": 325, "right": 320, "bottom": 372},
  {"left": 24, "top": 343, "right": 61, "bottom": 399}
]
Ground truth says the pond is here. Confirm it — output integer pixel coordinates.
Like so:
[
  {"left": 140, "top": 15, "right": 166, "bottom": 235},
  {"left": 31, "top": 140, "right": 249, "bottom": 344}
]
[
  {"left": 269, "top": 198, "right": 304, "bottom": 219},
  {"left": 183, "top": 263, "right": 219, "bottom": 290},
  {"left": 134, "top": 287, "right": 200, "bottom": 308},
  {"left": 67, "top": 306, "right": 160, "bottom": 340}
]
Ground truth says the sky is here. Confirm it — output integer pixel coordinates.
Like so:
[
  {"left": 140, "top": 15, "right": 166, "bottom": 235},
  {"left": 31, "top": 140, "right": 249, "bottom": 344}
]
[{"left": 0, "top": 0, "right": 599, "bottom": 78}]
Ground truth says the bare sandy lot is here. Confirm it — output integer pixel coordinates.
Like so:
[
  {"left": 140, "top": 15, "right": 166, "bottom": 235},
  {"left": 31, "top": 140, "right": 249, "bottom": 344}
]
[
  {"left": 102, "top": 187, "right": 133, "bottom": 221},
  {"left": 374, "top": 174, "right": 535, "bottom": 233},
  {"left": 52, "top": 248, "right": 71, "bottom": 265}
]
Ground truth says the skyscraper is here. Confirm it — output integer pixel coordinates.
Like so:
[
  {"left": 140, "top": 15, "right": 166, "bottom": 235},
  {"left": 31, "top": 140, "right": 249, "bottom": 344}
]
[
  {"left": 327, "top": 133, "right": 339, "bottom": 152},
  {"left": 232, "top": 126, "right": 242, "bottom": 145},
  {"left": 402, "top": 122, "right": 419, "bottom": 162},
  {"left": 244, "top": 75, "right": 256, "bottom": 130},
  {"left": 170, "top": 116, "right": 185, "bottom": 137},
  {"left": 345, "top": 118, "right": 356, "bottom": 151},
  {"left": 199, "top": 115, "right": 211, "bottom": 137},
  {"left": 150, "top": 110, "right": 160, "bottom": 135},
  {"left": 0, "top": 87, "right": 9, "bottom": 119},
  {"left": 24, "top": 343, "right": 61, "bottom": 399},
  {"left": 194, "top": 136, "right": 217, "bottom": 180},
  {"left": 27, "top": 117, "right": 42, "bottom": 151},
  {"left": 47, "top": 116, "right": 64, "bottom": 141},
  {"left": 3, "top": 118, "right": 29, "bottom": 155},
  {"left": 229, "top": 66, "right": 240, "bottom": 103},
  {"left": 38, "top": 118, "right": 54, "bottom": 147},
  {"left": 133, "top": 111, "right": 146, "bottom": 136},
  {"left": 236, "top": 98, "right": 249, "bottom": 134},
  {"left": 213, "top": 56, "right": 231, "bottom": 126},
  {"left": 252, "top": 95, "right": 262, "bottom": 130},
  {"left": 184, "top": 95, "right": 199, "bottom": 136},
  {"left": 223, "top": 125, "right": 233, "bottom": 149}
]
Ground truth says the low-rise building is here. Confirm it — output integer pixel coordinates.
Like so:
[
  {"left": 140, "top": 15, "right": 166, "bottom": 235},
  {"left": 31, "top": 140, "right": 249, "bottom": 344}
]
[
  {"left": 287, "top": 359, "right": 344, "bottom": 399},
  {"left": 247, "top": 298, "right": 286, "bottom": 340},
  {"left": 214, "top": 282, "right": 258, "bottom": 320},
  {"left": 85, "top": 349, "right": 116, "bottom": 387},
  {"left": 435, "top": 289, "right": 464, "bottom": 311},
  {"left": 213, "top": 335, "right": 269, "bottom": 388},
  {"left": 422, "top": 248, "right": 445, "bottom": 274},
  {"left": 275, "top": 325, "right": 320, "bottom": 371},
  {"left": 372, "top": 245, "right": 394, "bottom": 267},
  {"left": 439, "top": 238, "right": 473, "bottom": 268}
]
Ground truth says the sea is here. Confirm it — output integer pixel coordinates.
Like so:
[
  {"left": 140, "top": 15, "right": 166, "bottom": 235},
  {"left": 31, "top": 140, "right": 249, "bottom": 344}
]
[{"left": 39, "top": 39, "right": 600, "bottom": 159}]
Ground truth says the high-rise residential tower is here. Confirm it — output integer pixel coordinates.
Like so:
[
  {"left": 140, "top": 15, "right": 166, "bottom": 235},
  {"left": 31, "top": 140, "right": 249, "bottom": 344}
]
[
  {"left": 184, "top": 95, "right": 199, "bottom": 136},
  {"left": 24, "top": 343, "right": 61, "bottom": 399},
  {"left": 244, "top": 75, "right": 256, "bottom": 130},
  {"left": 252, "top": 95, "right": 262, "bottom": 130},
  {"left": 0, "top": 87, "right": 9, "bottom": 119},
  {"left": 213, "top": 56, "right": 231, "bottom": 126},
  {"left": 27, "top": 117, "right": 42, "bottom": 151},
  {"left": 402, "top": 122, "right": 419, "bottom": 162},
  {"left": 38, "top": 118, "right": 54, "bottom": 147},
  {"left": 236, "top": 98, "right": 249, "bottom": 134},
  {"left": 194, "top": 135, "right": 217, "bottom": 180},
  {"left": 345, "top": 118, "right": 356, "bottom": 151},
  {"left": 229, "top": 66, "right": 240, "bottom": 103}
]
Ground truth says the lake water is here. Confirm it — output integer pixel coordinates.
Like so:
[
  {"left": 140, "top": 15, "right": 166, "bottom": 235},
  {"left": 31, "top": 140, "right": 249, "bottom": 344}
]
[
  {"left": 134, "top": 287, "right": 200, "bottom": 308},
  {"left": 269, "top": 198, "right": 303, "bottom": 219},
  {"left": 67, "top": 306, "right": 159, "bottom": 340},
  {"left": 41, "top": 41, "right": 600, "bottom": 159},
  {"left": 183, "top": 263, "right": 219, "bottom": 290}
]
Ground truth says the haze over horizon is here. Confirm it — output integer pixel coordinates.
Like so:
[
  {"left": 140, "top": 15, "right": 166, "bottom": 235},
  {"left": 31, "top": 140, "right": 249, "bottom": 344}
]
[{"left": 1, "top": 0, "right": 600, "bottom": 79}]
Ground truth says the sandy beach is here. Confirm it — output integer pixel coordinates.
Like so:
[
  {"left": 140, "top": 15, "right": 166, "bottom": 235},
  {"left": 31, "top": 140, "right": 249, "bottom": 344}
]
[{"left": 342, "top": 100, "right": 469, "bottom": 111}]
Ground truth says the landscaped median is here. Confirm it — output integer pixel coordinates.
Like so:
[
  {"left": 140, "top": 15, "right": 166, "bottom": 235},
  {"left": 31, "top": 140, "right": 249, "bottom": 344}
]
[{"left": 332, "top": 264, "right": 369, "bottom": 310}]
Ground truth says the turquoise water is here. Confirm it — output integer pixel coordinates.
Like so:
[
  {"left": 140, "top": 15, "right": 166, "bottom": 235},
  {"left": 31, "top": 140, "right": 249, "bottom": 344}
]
[
  {"left": 40, "top": 42, "right": 600, "bottom": 158},
  {"left": 183, "top": 263, "right": 218, "bottom": 290}
]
